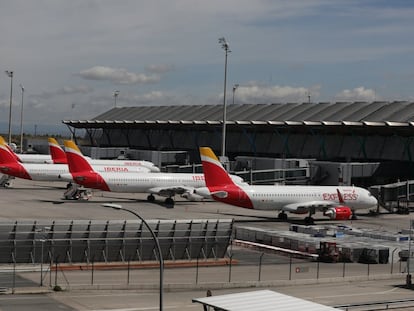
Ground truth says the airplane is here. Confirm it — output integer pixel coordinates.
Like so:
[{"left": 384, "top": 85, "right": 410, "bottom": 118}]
[
  {"left": 195, "top": 147, "right": 378, "bottom": 223},
  {"left": 0, "top": 140, "right": 152, "bottom": 183},
  {"left": 0, "top": 136, "right": 58, "bottom": 164},
  {"left": 61, "top": 140, "right": 246, "bottom": 206},
  {"left": 47, "top": 138, "right": 161, "bottom": 172}
]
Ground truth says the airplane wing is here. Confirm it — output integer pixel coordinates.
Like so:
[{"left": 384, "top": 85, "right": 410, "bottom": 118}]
[
  {"left": 282, "top": 201, "right": 337, "bottom": 214},
  {"left": 148, "top": 186, "right": 195, "bottom": 198}
]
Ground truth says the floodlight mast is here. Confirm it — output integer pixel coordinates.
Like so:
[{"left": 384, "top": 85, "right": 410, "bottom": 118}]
[
  {"left": 219, "top": 37, "right": 231, "bottom": 161},
  {"left": 101, "top": 204, "right": 164, "bottom": 310},
  {"left": 19, "top": 84, "right": 24, "bottom": 153},
  {"left": 113, "top": 90, "right": 120, "bottom": 108},
  {"left": 232, "top": 84, "right": 239, "bottom": 105},
  {"left": 5, "top": 71, "right": 13, "bottom": 145}
]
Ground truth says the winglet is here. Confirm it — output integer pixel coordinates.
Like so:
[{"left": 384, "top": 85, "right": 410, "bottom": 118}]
[
  {"left": 64, "top": 140, "right": 94, "bottom": 173},
  {"left": 199, "top": 147, "right": 235, "bottom": 188},
  {"left": 337, "top": 189, "right": 345, "bottom": 203},
  {"left": 48, "top": 138, "right": 67, "bottom": 164}
]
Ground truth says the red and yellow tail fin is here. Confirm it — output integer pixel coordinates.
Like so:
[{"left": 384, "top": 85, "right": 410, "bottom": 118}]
[
  {"left": 0, "top": 136, "right": 21, "bottom": 163},
  {"left": 199, "top": 147, "right": 235, "bottom": 188},
  {"left": 64, "top": 140, "right": 94, "bottom": 173},
  {"left": 0, "top": 137, "right": 20, "bottom": 164},
  {"left": 48, "top": 138, "right": 67, "bottom": 164}
]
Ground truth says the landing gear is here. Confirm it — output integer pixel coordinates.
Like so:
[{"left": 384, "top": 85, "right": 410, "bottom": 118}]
[
  {"left": 351, "top": 211, "right": 358, "bottom": 220},
  {"left": 147, "top": 194, "right": 155, "bottom": 202},
  {"left": 278, "top": 211, "right": 288, "bottom": 221},
  {"left": 147, "top": 194, "right": 175, "bottom": 208},
  {"left": 305, "top": 208, "right": 315, "bottom": 225},
  {"left": 304, "top": 216, "right": 314, "bottom": 225}
]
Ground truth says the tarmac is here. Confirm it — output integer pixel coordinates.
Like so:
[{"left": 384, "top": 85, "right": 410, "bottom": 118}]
[{"left": 1, "top": 178, "right": 414, "bottom": 310}]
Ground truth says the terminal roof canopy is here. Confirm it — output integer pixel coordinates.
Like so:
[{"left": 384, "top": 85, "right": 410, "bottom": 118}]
[
  {"left": 63, "top": 101, "right": 414, "bottom": 128},
  {"left": 192, "top": 290, "right": 338, "bottom": 311}
]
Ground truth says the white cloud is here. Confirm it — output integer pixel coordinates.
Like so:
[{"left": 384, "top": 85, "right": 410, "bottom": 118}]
[
  {"left": 1, "top": 1, "right": 414, "bottom": 132},
  {"left": 78, "top": 66, "right": 160, "bottom": 84},
  {"left": 335, "top": 87, "right": 377, "bottom": 102},
  {"left": 232, "top": 82, "right": 320, "bottom": 104}
]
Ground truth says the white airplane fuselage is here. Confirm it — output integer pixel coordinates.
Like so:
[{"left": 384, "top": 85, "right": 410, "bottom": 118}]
[
  {"left": 15, "top": 154, "right": 52, "bottom": 164},
  {"left": 241, "top": 185, "right": 376, "bottom": 211},
  {"left": 0, "top": 163, "right": 151, "bottom": 182},
  {"left": 91, "top": 173, "right": 206, "bottom": 192}
]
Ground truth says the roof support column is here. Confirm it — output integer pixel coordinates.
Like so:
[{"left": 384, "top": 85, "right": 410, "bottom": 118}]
[
  {"left": 274, "top": 128, "right": 291, "bottom": 157},
  {"left": 242, "top": 128, "right": 257, "bottom": 156},
  {"left": 403, "top": 137, "right": 413, "bottom": 162},
  {"left": 357, "top": 135, "right": 368, "bottom": 160}
]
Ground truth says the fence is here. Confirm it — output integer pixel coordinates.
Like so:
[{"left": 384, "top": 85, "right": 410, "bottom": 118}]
[
  {"left": 0, "top": 245, "right": 410, "bottom": 293},
  {"left": 0, "top": 219, "right": 233, "bottom": 264}
]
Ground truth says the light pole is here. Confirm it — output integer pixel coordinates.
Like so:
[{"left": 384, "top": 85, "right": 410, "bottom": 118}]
[
  {"left": 232, "top": 84, "right": 239, "bottom": 106},
  {"left": 219, "top": 37, "right": 230, "bottom": 160},
  {"left": 5, "top": 71, "right": 13, "bottom": 144},
  {"left": 113, "top": 90, "right": 120, "bottom": 108},
  {"left": 102, "top": 204, "right": 163, "bottom": 310},
  {"left": 19, "top": 84, "right": 24, "bottom": 153}
]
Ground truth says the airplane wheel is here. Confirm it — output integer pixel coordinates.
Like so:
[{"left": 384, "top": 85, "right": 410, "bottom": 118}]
[
  {"left": 165, "top": 197, "right": 174, "bottom": 208},
  {"left": 305, "top": 216, "right": 314, "bottom": 225},
  {"left": 147, "top": 194, "right": 155, "bottom": 202},
  {"left": 278, "top": 212, "right": 288, "bottom": 221}
]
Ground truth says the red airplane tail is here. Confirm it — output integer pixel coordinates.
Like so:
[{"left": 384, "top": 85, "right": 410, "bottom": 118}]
[
  {"left": 63, "top": 140, "right": 94, "bottom": 173},
  {"left": 0, "top": 139, "right": 21, "bottom": 164},
  {"left": 0, "top": 138, "right": 31, "bottom": 179},
  {"left": 63, "top": 140, "right": 109, "bottom": 191},
  {"left": 199, "top": 147, "right": 253, "bottom": 209},
  {"left": 199, "top": 147, "right": 236, "bottom": 188},
  {"left": 48, "top": 138, "right": 67, "bottom": 164},
  {"left": 0, "top": 136, "right": 21, "bottom": 163}
]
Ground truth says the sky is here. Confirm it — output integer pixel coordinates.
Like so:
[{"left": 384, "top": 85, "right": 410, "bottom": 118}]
[{"left": 1, "top": 0, "right": 414, "bottom": 135}]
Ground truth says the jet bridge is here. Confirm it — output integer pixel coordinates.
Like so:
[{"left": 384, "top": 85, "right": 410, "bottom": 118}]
[{"left": 0, "top": 219, "right": 233, "bottom": 264}]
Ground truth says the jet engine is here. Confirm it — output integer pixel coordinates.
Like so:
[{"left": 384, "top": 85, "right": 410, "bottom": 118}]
[{"left": 324, "top": 206, "right": 352, "bottom": 220}]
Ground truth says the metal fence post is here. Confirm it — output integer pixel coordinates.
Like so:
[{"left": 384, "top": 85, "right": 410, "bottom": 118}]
[
  {"left": 289, "top": 254, "right": 292, "bottom": 280},
  {"left": 342, "top": 261, "right": 346, "bottom": 278},
  {"left": 12, "top": 252, "right": 16, "bottom": 294},
  {"left": 317, "top": 260, "right": 320, "bottom": 279},
  {"left": 258, "top": 252, "right": 264, "bottom": 282},
  {"left": 196, "top": 257, "right": 199, "bottom": 284},
  {"left": 127, "top": 260, "right": 130, "bottom": 285},
  {"left": 228, "top": 254, "right": 233, "bottom": 282},
  {"left": 91, "top": 260, "right": 94, "bottom": 285}
]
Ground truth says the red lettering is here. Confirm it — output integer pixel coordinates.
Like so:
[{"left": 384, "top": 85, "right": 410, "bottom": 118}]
[
  {"left": 104, "top": 167, "right": 129, "bottom": 172},
  {"left": 124, "top": 162, "right": 142, "bottom": 166},
  {"left": 192, "top": 175, "right": 205, "bottom": 181},
  {"left": 323, "top": 192, "right": 359, "bottom": 201}
]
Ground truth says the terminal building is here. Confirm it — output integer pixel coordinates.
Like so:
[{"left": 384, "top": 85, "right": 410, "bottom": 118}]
[{"left": 62, "top": 101, "right": 414, "bottom": 208}]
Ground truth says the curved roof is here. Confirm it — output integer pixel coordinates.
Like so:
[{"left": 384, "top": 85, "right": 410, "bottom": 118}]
[{"left": 63, "top": 101, "right": 414, "bottom": 128}]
